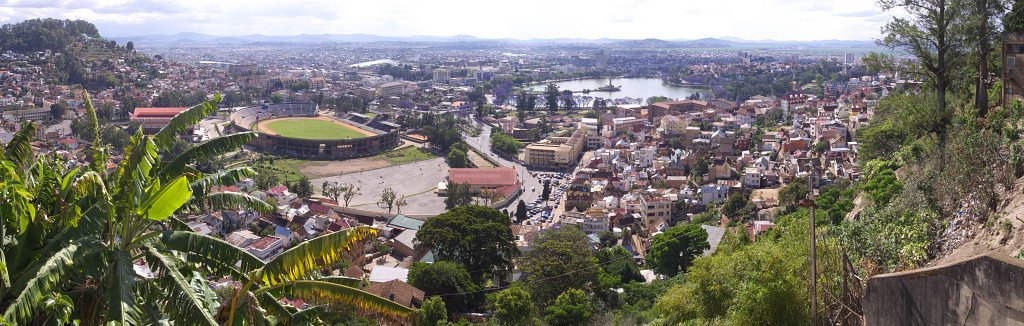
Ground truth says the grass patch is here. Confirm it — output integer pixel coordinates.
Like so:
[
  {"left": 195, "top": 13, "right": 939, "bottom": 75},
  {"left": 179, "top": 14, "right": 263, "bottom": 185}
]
[
  {"left": 372, "top": 146, "right": 438, "bottom": 165},
  {"left": 264, "top": 118, "right": 368, "bottom": 139},
  {"left": 365, "top": 112, "right": 377, "bottom": 118}
]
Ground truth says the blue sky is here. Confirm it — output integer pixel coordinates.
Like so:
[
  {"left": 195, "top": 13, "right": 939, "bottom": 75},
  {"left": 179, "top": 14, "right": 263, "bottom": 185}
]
[{"left": 0, "top": 0, "right": 894, "bottom": 40}]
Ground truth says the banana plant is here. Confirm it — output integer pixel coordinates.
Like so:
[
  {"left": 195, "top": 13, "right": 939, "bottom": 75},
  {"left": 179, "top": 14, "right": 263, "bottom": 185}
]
[{"left": 1, "top": 93, "right": 414, "bottom": 325}]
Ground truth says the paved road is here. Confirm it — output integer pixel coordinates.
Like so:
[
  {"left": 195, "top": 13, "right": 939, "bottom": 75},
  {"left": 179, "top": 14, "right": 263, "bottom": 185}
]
[
  {"left": 311, "top": 158, "right": 449, "bottom": 215},
  {"left": 462, "top": 116, "right": 573, "bottom": 222}
]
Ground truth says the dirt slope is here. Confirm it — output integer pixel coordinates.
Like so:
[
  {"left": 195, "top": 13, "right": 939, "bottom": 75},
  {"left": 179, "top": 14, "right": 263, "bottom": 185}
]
[{"left": 929, "top": 176, "right": 1024, "bottom": 266}]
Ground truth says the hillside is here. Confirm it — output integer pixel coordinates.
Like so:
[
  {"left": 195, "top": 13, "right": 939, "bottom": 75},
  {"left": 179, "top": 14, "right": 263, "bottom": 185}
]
[
  {"left": 930, "top": 175, "right": 1024, "bottom": 266},
  {"left": 0, "top": 18, "right": 101, "bottom": 53}
]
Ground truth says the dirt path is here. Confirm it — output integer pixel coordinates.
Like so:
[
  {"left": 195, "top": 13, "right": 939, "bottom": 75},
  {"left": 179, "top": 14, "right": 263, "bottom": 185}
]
[{"left": 254, "top": 116, "right": 377, "bottom": 137}]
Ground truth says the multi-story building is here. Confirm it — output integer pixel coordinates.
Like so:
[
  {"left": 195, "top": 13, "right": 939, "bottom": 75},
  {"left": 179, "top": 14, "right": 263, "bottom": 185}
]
[
  {"left": 432, "top": 69, "right": 449, "bottom": 83},
  {"left": 565, "top": 179, "right": 594, "bottom": 212},
  {"left": 581, "top": 208, "right": 609, "bottom": 234},
  {"left": 595, "top": 51, "right": 608, "bottom": 70},
  {"left": 523, "top": 127, "right": 587, "bottom": 168},
  {"left": 3, "top": 107, "right": 50, "bottom": 122},
  {"left": 641, "top": 194, "right": 674, "bottom": 232},
  {"left": 246, "top": 236, "right": 284, "bottom": 261},
  {"left": 661, "top": 115, "right": 687, "bottom": 134},
  {"left": 379, "top": 82, "right": 405, "bottom": 98},
  {"left": 1004, "top": 32, "right": 1024, "bottom": 106}
]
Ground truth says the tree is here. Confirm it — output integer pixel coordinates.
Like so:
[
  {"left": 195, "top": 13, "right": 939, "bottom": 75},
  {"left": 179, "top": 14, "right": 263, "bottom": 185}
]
[
  {"left": 49, "top": 101, "right": 67, "bottom": 120},
  {"left": 270, "top": 93, "right": 285, "bottom": 104},
  {"left": 544, "top": 289, "right": 593, "bottom": 326},
  {"left": 408, "top": 262, "right": 481, "bottom": 312},
  {"left": 378, "top": 187, "right": 397, "bottom": 213},
  {"left": 721, "top": 193, "right": 749, "bottom": 219},
  {"left": 322, "top": 181, "right": 342, "bottom": 202},
  {"left": 341, "top": 184, "right": 361, "bottom": 207},
  {"left": 491, "top": 286, "right": 534, "bottom": 326},
  {"left": 597, "top": 246, "right": 645, "bottom": 286},
  {"left": 444, "top": 181, "right": 473, "bottom": 210},
  {"left": 515, "top": 200, "right": 528, "bottom": 222},
  {"left": 541, "top": 180, "right": 552, "bottom": 204},
  {"left": 778, "top": 178, "right": 810, "bottom": 211},
  {"left": 292, "top": 175, "right": 314, "bottom": 199},
  {"left": 647, "top": 96, "right": 670, "bottom": 105},
  {"left": 873, "top": 0, "right": 969, "bottom": 121},
  {"left": 560, "top": 90, "right": 575, "bottom": 109},
  {"left": 692, "top": 156, "right": 710, "bottom": 181},
  {"left": 545, "top": 83, "right": 560, "bottom": 113},
  {"left": 395, "top": 195, "right": 408, "bottom": 215},
  {"left": 971, "top": 0, "right": 1004, "bottom": 114},
  {"left": 125, "top": 40, "right": 134, "bottom": 51},
  {"left": 418, "top": 297, "right": 448, "bottom": 326},
  {"left": 416, "top": 205, "right": 519, "bottom": 283},
  {"left": 598, "top": 232, "right": 618, "bottom": 248},
  {"left": 646, "top": 224, "right": 710, "bottom": 277},
  {"left": 521, "top": 226, "right": 599, "bottom": 305},
  {"left": 447, "top": 148, "right": 468, "bottom": 168}
]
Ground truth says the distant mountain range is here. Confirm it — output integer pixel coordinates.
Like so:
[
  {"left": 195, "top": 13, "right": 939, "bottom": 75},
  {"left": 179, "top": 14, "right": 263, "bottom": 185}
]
[{"left": 110, "top": 32, "right": 879, "bottom": 49}]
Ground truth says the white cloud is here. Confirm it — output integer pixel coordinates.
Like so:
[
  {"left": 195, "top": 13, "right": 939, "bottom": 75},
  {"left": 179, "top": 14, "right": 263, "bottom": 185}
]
[{"left": 0, "top": 0, "right": 893, "bottom": 40}]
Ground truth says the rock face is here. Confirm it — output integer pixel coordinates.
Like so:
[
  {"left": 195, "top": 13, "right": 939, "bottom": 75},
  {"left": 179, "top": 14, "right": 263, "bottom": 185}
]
[{"left": 863, "top": 253, "right": 1024, "bottom": 326}]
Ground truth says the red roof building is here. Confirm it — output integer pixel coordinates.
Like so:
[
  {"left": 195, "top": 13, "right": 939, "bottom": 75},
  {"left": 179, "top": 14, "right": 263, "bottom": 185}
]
[
  {"left": 130, "top": 107, "right": 189, "bottom": 133},
  {"left": 448, "top": 167, "right": 517, "bottom": 187}
]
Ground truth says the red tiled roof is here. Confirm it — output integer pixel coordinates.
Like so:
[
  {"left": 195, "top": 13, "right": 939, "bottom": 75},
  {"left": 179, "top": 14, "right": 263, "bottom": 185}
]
[
  {"left": 131, "top": 107, "right": 189, "bottom": 119},
  {"left": 448, "top": 167, "right": 517, "bottom": 186},
  {"left": 247, "top": 236, "right": 281, "bottom": 250}
]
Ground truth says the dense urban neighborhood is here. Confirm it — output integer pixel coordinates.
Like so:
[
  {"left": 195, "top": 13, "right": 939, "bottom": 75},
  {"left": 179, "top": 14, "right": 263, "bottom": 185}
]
[{"left": 3, "top": 1, "right": 1024, "bottom": 323}]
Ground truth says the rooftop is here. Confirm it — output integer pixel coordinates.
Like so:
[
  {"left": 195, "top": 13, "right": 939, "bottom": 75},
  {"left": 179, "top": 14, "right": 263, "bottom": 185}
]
[
  {"left": 449, "top": 167, "right": 517, "bottom": 186},
  {"left": 131, "top": 107, "right": 189, "bottom": 119}
]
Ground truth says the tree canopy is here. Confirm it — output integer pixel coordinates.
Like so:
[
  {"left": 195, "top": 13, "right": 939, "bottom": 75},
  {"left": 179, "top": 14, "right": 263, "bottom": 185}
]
[
  {"left": 416, "top": 205, "right": 519, "bottom": 283},
  {"left": 646, "top": 224, "right": 710, "bottom": 278}
]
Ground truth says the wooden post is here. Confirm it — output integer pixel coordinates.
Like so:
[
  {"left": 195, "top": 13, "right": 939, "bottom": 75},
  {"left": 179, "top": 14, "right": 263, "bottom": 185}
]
[{"left": 800, "top": 175, "right": 817, "bottom": 325}]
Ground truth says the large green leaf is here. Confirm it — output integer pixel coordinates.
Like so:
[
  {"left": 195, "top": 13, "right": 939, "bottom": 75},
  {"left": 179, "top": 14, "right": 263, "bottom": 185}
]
[
  {"left": 161, "top": 132, "right": 258, "bottom": 179},
  {"left": 107, "top": 249, "right": 142, "bottom": 326},
  {"left": 82, "top": 91, "right": 100, "bottom": 145},
  {"left": 118, "top": 135, "right": 158, "bottom": 208},
  {"left": 256, "top": 280, "right": 413, "bottom": 318},
  {"left": 145, "top": 248, "right": 219, "bottom": 326},
  {"left": 2, "top": 237, "right": 93, "bottom": 325},
  {"left": 154, "top": 95, "right": 220, "bottom": 150},
  {"left": 159, "top": 231, "right": 265, "bottom": 273},
  {"left": 137, "top": 175, "right": 192, "bottom": 221},
  {"left": 4, "top": 122, "right": 36, "bottom": 170},
  {"left": 204, "top": 191, "right": 273, "bottom": 213},
  {"left": 257, "top": 227, "right": 378, "bottom": 286}
]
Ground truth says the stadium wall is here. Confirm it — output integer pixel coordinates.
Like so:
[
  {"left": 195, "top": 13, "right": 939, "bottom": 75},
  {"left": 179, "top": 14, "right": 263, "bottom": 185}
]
[{"left": 230, "top": 103, "right": 401, "bottom": 159}]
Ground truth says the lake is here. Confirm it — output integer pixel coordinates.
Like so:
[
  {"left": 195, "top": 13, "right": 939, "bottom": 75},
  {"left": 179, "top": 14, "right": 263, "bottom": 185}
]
[{"left": 529, "top": 77, "right": 704, "bottom": 101}]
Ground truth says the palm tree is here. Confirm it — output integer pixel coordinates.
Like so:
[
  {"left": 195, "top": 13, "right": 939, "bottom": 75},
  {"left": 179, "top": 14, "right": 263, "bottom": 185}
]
[{"left": 1, "top": 93, "right": 413, "bottom": 325}]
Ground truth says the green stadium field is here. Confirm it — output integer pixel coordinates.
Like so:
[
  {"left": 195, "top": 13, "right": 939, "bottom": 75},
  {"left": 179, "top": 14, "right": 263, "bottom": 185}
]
[{"left": 260, "top": 117, "right": 374, "bottom": 139}]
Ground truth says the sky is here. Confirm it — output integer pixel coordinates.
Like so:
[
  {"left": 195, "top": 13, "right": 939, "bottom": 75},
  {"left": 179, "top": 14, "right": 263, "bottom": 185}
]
[{"left": 0, "top": 0, "right": 895, "bottom": 41}]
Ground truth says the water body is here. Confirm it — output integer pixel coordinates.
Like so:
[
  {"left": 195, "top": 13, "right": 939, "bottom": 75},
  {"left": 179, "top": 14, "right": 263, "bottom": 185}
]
[{"left": 530, "top": 77, "right": 704, "bottom": 101}]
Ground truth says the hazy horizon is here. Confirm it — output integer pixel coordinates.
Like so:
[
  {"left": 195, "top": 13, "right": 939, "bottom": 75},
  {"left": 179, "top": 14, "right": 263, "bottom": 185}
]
[{"left": 0, "top": 0, "right": 892, "bottom": 41}]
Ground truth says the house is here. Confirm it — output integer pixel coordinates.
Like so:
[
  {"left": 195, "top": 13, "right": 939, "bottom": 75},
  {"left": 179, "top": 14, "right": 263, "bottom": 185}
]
[
  {"left": 267, "top": 186, "right": 298, "bottom": 206},
  {"left": 364, "top": 280, "right": 425, "bottom": 309},
  {"left": 225, "top": 230, "right": 261, "bottom": 248},
  {"left": 186, "top": 221, "right": 214, "bottom": 235},
  {"left": 391, "top": 230, "right": 418, "bottom": 257},
  {"left": 245, "top": 236, "right": 284, "bottom": 261},
  {"left": 201, "top": 212, "right": 225, "bottom": 235},
  {"left": 698, "top": 185, "right": 729, "bottom": 206},
  {"left": 742, "top": 167, "right": 762, "bottom": 189},
  {"left": 274, "top": 225, "right": 293, "bottom": 247}
]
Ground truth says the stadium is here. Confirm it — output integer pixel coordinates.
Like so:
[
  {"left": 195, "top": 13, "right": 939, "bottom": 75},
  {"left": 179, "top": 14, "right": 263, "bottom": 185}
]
[{"left": 230, "top": 103, "right": 400, "bottom": 159}]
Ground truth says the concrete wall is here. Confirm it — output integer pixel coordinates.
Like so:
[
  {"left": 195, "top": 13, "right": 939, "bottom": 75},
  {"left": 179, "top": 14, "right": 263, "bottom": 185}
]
[{"left": 863, "top": 252, "right": 1024, "bottom": 326}]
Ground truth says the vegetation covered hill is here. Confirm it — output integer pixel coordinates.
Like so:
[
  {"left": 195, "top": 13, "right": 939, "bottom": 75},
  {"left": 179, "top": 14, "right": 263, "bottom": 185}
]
[{"left": 0, "top": 18, "right": 101, "bottom": 53}]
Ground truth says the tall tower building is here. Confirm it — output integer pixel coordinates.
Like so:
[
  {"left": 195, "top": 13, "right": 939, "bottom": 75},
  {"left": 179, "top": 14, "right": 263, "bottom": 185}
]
[{"left": 595, "top": 51, "right": 608, "bottom": 70}]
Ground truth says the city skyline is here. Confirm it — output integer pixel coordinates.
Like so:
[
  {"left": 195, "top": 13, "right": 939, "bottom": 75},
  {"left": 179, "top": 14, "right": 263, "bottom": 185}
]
[{"left": 1, "top": 0, "right": 894, "bottom": 41}]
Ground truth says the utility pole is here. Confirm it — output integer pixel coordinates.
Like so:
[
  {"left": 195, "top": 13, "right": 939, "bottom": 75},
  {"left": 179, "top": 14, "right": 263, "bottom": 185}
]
[{"left": 800, "top": 174, "right": 817, "bottom": 325}]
